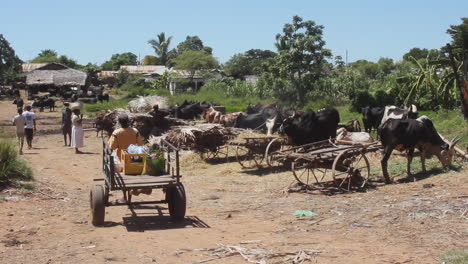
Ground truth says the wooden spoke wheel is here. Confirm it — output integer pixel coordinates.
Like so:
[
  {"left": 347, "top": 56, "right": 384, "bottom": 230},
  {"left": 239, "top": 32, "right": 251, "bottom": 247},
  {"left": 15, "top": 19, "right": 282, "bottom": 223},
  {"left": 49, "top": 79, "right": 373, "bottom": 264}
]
[
  {"left": 236, "top": 146, "right": 263, "bottom": 168},
  {"left": 166, "top": 184, "right": 186, "bottom": 221},
  {"left": 90, "top": 184, "right": 106, "bottom": 226},
  {"left": 265, "top": 137, "right": 288, "bottom": 167},
  {"left": 200, "top": 146, "right": 219, "bottom": 160},
  {"left": 292, "top": 158, "right": 328, "bottom": 187},
  {"left": 332, "top": 149, "right": 370, "bottom": 191}
]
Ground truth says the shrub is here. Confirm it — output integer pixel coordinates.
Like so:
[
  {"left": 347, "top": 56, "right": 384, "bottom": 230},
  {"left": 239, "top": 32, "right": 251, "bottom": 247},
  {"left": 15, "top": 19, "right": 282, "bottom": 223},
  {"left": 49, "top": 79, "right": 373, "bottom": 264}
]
[
  {"left": 350, "top": 90, "right": 376, "bottom": 112},
  {"left": 0, "top": 139, "right": 33, "bottom": 187}
]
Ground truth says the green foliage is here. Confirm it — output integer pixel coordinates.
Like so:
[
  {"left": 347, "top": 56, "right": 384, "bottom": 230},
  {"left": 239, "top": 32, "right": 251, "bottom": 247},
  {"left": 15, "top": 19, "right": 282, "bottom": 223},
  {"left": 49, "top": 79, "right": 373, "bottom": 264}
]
[
  {"left": 31, "top": 49, "right": 78, "bottom": 68},
  {"left": 172, "top": 50, "right": 219, "bottom": 85},
  {"left": 84, "top": 98, "right": 129, "bottom": 113},
  {"left": 101, "top": 52, "right": 137, "bottom": 71},
  {"left": 0, "top": 34, "right": 22, "bottom": 84},
  {"left": 148, "top": 32, "right": 173, "bottom": 66},
  {"left": 223, "top": 49, "right": 277, "bottom": 79},
  {"left": 167, "top": 35, "right": 213, "bottom": 66},
  {"left": 0, "top": 139, "right": 33, "bottom": 187},
  {"left": 274, "top": 15, "right": 332, "bottom": 105},
  {"left": 446, "top": 17, "right": 468, "bottom": 52},
  {"left": 438, "top": 250, "right": 468, "bottom": 264},
  {"left": 141, "top": 55, "right": 159, "bottom": 65},
  {"left": 402, "top": 47, "right": 444, "bottom": 61}
]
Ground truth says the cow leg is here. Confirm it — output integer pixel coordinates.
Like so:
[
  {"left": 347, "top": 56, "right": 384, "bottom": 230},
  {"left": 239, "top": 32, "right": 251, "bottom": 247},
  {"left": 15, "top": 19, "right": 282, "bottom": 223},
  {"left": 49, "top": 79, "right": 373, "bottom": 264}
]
[
  {"left": 381, "top": 145, "right": 394, "bottom": 184},
  {"left": 407, "top": 148, "right": 415, "bottom": 181},
  {"left": 419, "top": 147, "right": 427, "bottom": 173}
]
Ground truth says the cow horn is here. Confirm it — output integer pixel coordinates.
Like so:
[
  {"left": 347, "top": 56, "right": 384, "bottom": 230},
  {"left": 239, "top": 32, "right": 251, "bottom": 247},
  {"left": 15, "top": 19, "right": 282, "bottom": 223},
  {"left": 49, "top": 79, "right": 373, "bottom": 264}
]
[{"left": 449, "top": 136, "right": 461, "bottom": 149}]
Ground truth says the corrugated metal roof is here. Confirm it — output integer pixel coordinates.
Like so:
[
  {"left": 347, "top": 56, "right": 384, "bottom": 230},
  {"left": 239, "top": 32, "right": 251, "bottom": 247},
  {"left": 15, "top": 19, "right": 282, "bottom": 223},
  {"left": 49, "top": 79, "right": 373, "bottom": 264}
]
[
  {"left": 120, "top": 65, "right": 167, "bottom": 73},
  {"left": 22, "top": 63, "right": 47, "bottom": 72}
]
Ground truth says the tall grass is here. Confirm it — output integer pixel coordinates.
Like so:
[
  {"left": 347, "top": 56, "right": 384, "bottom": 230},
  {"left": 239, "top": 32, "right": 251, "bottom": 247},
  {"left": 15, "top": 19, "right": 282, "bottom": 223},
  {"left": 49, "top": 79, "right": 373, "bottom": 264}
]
[
  {"left": 0, "top": 139, "right": 33, "bottom": 187},
  {"left": 84, "top": 99, "right": 129, "bottom": 113}
]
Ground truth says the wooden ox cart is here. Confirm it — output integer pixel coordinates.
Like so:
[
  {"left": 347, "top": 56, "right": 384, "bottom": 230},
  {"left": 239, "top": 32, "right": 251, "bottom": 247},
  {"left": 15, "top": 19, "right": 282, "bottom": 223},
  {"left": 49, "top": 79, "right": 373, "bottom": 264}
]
[
  {"left": 90, "top": 139, "right": 186, "bottom": 226},
  {"left": 229, "top": 137, "right": 287, "bottom": 169},
  {"left": 265, "top": 139, "right": 381, "bottom": 191}
]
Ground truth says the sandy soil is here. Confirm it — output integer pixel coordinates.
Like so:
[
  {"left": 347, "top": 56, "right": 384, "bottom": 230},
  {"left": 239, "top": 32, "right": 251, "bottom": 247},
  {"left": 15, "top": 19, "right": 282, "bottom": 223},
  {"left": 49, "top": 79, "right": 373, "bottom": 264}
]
[{"left": 0, "top": 99, "right": 467, "bottom": 264}]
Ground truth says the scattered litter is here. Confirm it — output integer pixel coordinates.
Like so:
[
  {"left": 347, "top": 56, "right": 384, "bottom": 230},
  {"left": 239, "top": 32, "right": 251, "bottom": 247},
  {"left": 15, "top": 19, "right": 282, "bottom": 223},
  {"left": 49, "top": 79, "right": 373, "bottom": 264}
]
[
  {"left": 293, "top": 210, "right": 318, "bottom": 217},
  {"left": 32, "top": 197, "right": 41, "bottom": 201},
  {"left": 351, "top": 222, "right": 373, "bottom": 228},
  {"left": 81, "top": 245, "right": 96, "bottom": 249},
  {"left": 175, "top": 243, "right": 321, "bottom": 264}
]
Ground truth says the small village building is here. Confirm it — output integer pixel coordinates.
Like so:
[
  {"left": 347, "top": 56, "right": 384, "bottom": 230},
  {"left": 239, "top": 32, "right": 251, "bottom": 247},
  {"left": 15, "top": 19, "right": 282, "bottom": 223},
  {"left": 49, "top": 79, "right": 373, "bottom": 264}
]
[
  {"left": 25, "top": 62, "right": 87, "bottom": 96},
  {"left": 118, "top": 65, "right": 223, "bottom": 94}
]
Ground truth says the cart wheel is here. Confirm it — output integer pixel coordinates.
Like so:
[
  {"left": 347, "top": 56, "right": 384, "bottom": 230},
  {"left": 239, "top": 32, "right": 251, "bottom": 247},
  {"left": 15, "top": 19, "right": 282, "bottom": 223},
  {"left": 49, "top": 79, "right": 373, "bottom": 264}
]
[
  {"left": 292, "top": 158, "right": 328, "bottom": 187},
  {"left": 265, "top": 137, "right": 288, "bottom": 167},
  {"left": 332, "top": 149, "right": 370, "bottom": 191},
  {"left": 166, "top": 184, "right": 186, "bottom": 221},
  {"left": 200, "top": 146, "right": 219, "bottom": 160},
  {"left": 236, "top": 146, "right": 263, "bottom": 168},
  {"left": 90, "top": 184, "right": 105, "bottom": 226}
]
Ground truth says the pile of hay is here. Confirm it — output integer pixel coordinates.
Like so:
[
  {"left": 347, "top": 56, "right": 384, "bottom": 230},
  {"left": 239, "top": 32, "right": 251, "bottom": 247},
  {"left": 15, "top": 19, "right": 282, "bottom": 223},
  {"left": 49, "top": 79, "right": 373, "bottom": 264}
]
[
  {"left": 157, "top": 124, "right": 241, "bottom": 151},
  {"left": 128, "top": 95, "right": 168, "bottom": 113}
]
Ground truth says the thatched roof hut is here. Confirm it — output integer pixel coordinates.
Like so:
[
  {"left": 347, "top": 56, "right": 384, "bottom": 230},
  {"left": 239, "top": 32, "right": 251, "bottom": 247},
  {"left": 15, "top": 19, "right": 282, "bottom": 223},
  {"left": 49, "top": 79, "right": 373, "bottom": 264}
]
[{"left": 26, "top": 63, "right": 87, "bottom": 87}]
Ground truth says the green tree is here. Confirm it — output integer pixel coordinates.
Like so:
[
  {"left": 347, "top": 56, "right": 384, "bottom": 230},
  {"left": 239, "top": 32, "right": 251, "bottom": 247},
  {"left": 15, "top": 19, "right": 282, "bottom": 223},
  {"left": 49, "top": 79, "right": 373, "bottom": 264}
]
[
  {"left": 148, "top": 32, "right": 173, "bottom": 66},
  {"left": 274, "top": 15, "right": 332, "bottom": 105},
  {"left": 172, "top": 50, "right": 219, "bottom": 88},
  {"left": 224, "top": 49, "right": 277, "bottom": 79},
  {"left": 141, "top": 55, "right": 159, "bottom": 65},
  {"left": 446, "top": 17, "right": 468, "bottom": 50},
  {"left": 403, "top": 47, "right": 444, "bottom": 61},
  {"left": 101, "top": 52, "right": 137, "bottom": 71},
  {"left": 167, "top": 35, "right": 213, "bottom": 66},
  {"left": 0, "top": 34, "right": 22, "bottom": 84},
  {"left": 31, "top": 49, "right": 78, "bottom": 68}
]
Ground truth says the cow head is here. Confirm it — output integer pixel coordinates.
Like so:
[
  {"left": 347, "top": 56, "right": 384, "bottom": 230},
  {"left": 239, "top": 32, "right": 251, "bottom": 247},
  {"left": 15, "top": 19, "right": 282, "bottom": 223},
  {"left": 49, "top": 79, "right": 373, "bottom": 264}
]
[{"left": 440, "top": 136, "right": 461, "bottom": 166}]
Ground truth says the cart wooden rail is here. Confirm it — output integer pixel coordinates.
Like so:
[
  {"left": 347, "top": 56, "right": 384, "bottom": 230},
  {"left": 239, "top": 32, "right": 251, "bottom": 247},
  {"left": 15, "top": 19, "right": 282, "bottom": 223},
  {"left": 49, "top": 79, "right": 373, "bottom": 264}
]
[{"left": 90, "top": 138, "right": 186, "bottom": 226}]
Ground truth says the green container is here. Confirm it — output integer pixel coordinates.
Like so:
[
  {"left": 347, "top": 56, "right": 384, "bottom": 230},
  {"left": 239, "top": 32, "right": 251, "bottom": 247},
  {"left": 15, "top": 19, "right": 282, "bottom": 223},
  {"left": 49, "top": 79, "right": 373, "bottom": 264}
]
[{"left": 147, "top": 156, "right": 165, "bottom": 176}]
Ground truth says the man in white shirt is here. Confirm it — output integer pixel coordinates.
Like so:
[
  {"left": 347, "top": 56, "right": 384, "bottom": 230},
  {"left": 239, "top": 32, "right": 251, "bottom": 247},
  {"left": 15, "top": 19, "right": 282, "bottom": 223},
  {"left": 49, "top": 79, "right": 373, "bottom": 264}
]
[
  {"left": 12, "top": 107, "right": 26, "bottom": 155},
  {"left": 22, "top": 105, "right": 37, "bottom": 149}
]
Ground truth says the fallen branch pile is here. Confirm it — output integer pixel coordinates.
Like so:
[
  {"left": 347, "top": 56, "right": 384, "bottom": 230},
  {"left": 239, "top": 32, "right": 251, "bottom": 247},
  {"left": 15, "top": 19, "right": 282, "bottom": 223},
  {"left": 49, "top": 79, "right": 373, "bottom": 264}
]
[
  {"left": 174, "top": 243, "right": 321, "bottom": 264},
  {"left": 164, "top": 124, "right": 241, "bottom": 151},
  {"left": 128, "top": 95, "right": 168, "bottom": 113}
]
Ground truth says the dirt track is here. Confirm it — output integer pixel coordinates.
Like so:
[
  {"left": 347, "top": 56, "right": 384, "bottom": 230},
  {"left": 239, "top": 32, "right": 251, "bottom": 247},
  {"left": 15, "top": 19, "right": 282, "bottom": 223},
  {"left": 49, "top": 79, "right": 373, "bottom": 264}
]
[{"left": 0, "top": 99, "right": 467, "bottom": 264}]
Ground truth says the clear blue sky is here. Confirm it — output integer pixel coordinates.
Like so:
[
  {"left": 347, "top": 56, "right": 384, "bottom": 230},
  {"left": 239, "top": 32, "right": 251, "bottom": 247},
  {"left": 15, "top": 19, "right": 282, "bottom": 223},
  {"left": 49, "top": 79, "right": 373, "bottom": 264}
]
[{"left": 1, "top": 0, "right": 467, "bottom": 65}]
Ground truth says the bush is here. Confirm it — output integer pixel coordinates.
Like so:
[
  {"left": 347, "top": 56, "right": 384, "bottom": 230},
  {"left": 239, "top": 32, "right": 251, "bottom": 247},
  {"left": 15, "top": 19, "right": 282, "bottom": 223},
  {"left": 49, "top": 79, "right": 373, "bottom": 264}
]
[
  {"left": 0, "top": 139, "right": 33, "bottom": 187},
  {"left": 350, "top": 90, "right": 376, "bottom": 112}
]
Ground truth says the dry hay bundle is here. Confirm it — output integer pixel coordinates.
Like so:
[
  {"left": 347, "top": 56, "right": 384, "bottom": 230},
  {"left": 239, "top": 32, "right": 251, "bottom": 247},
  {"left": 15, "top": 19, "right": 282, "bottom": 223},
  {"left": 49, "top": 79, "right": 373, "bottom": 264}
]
[
  {"left": 164, "top": 124, "right": 240, "bottom": 151},
  {"left": 128, "top": 95, "right": 168, "bottom": 113}
]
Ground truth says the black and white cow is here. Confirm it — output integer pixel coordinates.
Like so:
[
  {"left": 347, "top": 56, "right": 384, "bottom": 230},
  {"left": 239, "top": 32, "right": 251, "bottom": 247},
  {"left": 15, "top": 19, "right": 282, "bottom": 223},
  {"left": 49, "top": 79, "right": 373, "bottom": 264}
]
[
  {"left": 234, "top": 107, "right": 281, "bottom": 135},
  {"left": 379, "top": 115, "right": 460, "bottom": 183},
  {"left": 380, "top": 105, "right": 418, "bottom": 126},
  {"left": 279, "top": 108, "right": 340, "bottom": 145}
]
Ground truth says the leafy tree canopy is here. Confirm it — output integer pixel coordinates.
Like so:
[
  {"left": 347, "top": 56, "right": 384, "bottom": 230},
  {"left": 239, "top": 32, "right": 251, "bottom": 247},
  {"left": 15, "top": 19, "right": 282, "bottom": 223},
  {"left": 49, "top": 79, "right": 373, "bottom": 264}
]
[
  {"left": 31, "top": 49, "right": 78, "bottom": 68},
  {"left": 0, "top": 34, "right": 22, "bottom": 84},
  {"left": 141, "top": 55, "right": 159, "bottom": 65},
  {"left": 172, "top": 50, "right": 219, "bottom": 81},
  {"left": 403, "top": 47, "right": 444, "bottom": 61},
  {"left": 101, "top": 52, "right": 137, "bottom": 71},
  {"left": 447, "top": 17, "right": 468, "bottom": 49},
  {"left": 274, "top": 15, "right": 332, "bottom": 105},
  {"left": 168, "top": 36, "right": 213, "bottom": 66},
  {"left": 148, "top": 32, "right": 173, "bottom": 66},
  {"left": 224, "top": 49, "right": 277, "bottom": 79}
]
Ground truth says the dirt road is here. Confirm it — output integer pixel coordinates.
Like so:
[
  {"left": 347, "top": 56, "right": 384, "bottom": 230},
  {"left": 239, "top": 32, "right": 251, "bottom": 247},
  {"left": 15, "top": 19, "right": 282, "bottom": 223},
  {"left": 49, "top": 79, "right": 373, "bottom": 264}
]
[{"left": 0, "top": 100, "right": 467, "bottom": 264}]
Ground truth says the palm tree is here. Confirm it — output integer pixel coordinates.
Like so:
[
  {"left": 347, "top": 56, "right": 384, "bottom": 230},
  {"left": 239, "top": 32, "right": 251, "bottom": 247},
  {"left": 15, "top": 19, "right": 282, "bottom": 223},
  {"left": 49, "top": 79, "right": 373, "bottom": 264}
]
[{"left": 148, "top": 32, "right": 173, "bottom": 66}]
